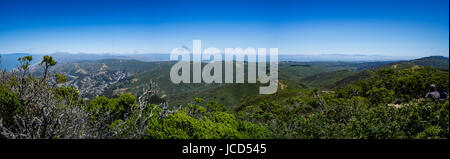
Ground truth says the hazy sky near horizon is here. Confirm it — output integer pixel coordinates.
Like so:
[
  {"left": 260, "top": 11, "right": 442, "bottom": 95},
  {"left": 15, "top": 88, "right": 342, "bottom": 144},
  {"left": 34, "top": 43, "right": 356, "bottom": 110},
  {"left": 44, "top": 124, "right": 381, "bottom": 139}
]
[{"left": 0, "top": 0, "right": 448, "bottom": 57}]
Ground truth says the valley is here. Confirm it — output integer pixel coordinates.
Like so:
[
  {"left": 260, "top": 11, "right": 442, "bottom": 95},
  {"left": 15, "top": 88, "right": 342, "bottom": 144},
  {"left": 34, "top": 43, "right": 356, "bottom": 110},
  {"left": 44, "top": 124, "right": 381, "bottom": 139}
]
[{"left": 25, "top": 55, "right": 448, "bottom": 107}]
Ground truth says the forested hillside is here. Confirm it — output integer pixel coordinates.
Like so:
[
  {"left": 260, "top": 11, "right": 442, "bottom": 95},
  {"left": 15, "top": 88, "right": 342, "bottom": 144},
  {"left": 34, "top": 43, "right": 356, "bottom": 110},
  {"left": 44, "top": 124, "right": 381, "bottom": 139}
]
[
  {"left": 235, "top": 66, "right": 448, "bottom": 138},
  {"left": 0, "top": 55, "right": 448, "bottom": 139},
  {"left": 39, "top": 59, "right": 394, "bottom": 106}
]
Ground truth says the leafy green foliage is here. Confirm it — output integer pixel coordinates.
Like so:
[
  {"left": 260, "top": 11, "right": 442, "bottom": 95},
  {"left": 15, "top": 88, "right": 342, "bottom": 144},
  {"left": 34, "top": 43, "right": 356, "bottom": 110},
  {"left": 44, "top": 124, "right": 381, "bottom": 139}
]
[
  {"left": 54, "top": 86, "right": 80, "bottom": 102},
  {"left": 236, "top": 67, "right": 449, "bottom": 139},
  {"left": 337, "top": 67, "right": 449, "bottom": 103},
  {"left": 39, "top": 55, "right": 57, "bottom": 67},
  {"left": 143, "top": 107, "right": 268, "bottom": 139},
  {"left": 0, "top": 84, "right": 23, "bottom": 126},
  {"left": 105, "top": 96, "right": 269, "bottom": 139},
  {"left": 88, "top": 94, "right": 268, "bottom": 139},
  {"left": 18, "top": 56, "right": 33, "bottom": 71},
  {"left": 54, "top": 73, "right": 67, "bottom": 84}
]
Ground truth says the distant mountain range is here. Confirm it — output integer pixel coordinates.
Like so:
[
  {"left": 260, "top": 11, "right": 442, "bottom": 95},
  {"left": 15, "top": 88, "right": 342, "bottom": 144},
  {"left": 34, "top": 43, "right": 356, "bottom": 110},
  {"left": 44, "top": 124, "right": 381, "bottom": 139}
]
[
  {"left": 1, "top": 53, "right": 168, "bottom": 70},
  {"left": 1, "top": 52, "right": 425, "bottom": 70},
  {"left": 0, "top": 53, "right": 43, "bottom": 70},
  {"left": 277, "top": 54, "right": 418, "bottom": 62}
]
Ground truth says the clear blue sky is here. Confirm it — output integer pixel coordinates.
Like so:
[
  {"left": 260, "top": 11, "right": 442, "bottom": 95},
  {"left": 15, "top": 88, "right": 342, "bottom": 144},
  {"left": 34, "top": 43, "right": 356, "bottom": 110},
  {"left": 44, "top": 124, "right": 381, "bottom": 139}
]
[{"left": 0, "top": 0, "right": 448, "bottom": 57}]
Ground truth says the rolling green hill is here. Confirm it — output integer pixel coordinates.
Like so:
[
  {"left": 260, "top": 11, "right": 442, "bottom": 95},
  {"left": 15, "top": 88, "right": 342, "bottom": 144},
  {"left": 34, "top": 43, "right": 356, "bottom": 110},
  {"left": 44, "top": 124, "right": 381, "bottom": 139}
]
[{"left": 45, "top": 56, "right": 448, "bottom": 107}]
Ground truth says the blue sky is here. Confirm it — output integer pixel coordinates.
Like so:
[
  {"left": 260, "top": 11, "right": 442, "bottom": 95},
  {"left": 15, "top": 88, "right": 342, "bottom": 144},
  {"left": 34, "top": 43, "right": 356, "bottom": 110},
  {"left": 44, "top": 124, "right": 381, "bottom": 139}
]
[{"left": 0, "top": 0, "right": 448, "bottom": 57}]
